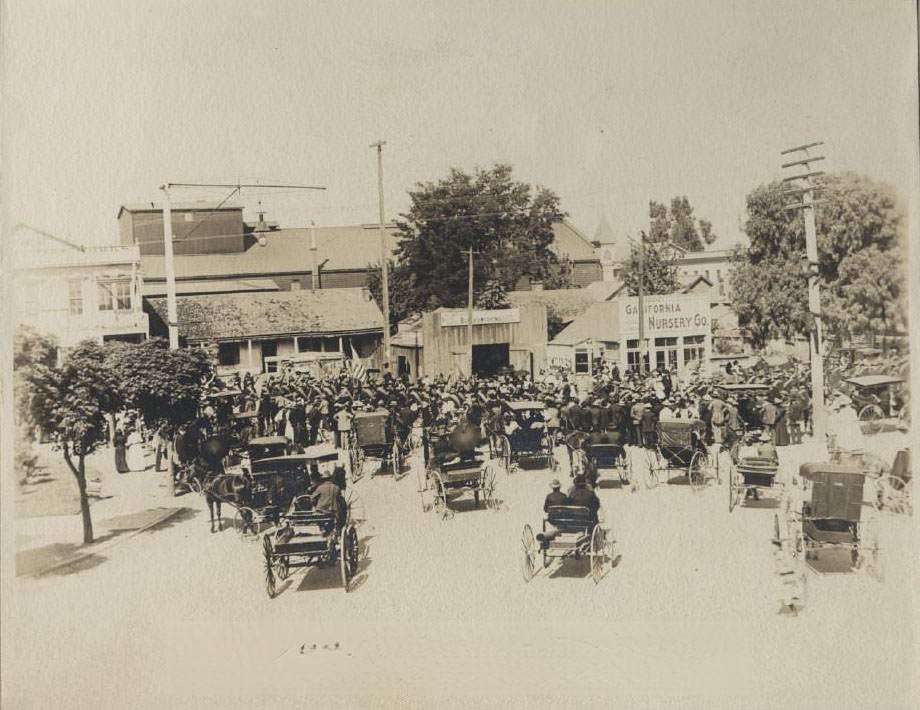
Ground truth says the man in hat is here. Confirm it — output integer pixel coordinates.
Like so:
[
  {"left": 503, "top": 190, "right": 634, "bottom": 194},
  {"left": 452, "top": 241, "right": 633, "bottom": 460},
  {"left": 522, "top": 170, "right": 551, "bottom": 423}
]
[
  {"left": 544, "top": 478, "right": 568, "bottom": 512},
  {"left": 567, "top": 474, "right": 601, "bottom": 524},
  {"left": 333, "top": 400, "right": 354, "bottom": 449}
]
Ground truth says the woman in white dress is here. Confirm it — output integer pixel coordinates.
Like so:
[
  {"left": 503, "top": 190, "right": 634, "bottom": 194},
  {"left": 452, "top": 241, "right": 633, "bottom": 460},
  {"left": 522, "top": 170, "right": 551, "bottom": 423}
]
[{"left": 126, "top": 428, "right": 146, "bottom": 471}]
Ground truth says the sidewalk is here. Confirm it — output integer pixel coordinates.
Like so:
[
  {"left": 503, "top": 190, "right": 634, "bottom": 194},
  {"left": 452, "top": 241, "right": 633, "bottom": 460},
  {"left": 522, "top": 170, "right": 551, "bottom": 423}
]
[{"left": 15, "top": 442, "right": 201, "bottom": 578}]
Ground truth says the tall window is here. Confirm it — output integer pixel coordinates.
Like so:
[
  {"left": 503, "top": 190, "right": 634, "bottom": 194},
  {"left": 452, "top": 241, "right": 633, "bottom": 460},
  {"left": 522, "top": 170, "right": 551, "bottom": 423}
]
[
  {"left": 655, "top": 337, "right": 678, "bottom": 371},
  {"left": 683, "top": 335, "right": 706, "bottom": 368},
  {"left": 98, "top": 279, "right": 131, "bottom": 311},
  {"left": 67, "top": 278, "right": 83, "bottom": 315},
  {"left": 574, "top": 350, "right": 590, "bottom": 374}
]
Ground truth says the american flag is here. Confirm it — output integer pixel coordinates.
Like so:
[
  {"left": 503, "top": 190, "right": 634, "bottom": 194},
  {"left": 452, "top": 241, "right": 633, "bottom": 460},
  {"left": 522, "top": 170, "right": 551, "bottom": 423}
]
[{"left": 344, "top": 344, "right": 368, "bottom": 384}]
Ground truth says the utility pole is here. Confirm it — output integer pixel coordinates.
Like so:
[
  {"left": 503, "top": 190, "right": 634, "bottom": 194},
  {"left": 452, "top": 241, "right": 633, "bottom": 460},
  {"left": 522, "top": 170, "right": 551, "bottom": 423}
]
[
  {"left": 637, "top": 230, "right": 646, "bottom": 374},
  {"left": 781, "top": 141, "right": 827, "bottom": 441},
  {"left": 462, "top": 248, "right": 480, "bottom": 376},
  {"left": 159, "top": 180, "right": 325, "bottom": 349},
  {"left": 371, "top": 141, "right": 391, "bottom": 375},
  {"left": 310, "top": 221, "right": 318, "bottom": 293},
  {"left": 160, "top": 185, "right": 179, "bottom": 350}
]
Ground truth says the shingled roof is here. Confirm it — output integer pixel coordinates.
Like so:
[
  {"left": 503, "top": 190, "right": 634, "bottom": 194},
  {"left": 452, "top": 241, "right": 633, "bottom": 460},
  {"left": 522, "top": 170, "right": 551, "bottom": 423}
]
[{"left": 146, "top": 288, "right": 383, "bottom": 343}]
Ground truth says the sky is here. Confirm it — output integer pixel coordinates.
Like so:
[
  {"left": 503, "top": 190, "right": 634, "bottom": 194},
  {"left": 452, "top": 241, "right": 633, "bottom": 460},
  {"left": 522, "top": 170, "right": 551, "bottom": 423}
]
[{"left": 2, "top": 0, "right": 918, "bottom": 251}]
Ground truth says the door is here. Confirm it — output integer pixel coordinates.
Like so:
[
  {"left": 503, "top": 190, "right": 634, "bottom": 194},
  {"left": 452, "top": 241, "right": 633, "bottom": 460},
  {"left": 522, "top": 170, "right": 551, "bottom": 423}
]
[
  {"left": 261, "top": 340, "right": 278, "bottom": 372},
  {"left": 472, "top": 343, "right": 510, "bottom": 376}
]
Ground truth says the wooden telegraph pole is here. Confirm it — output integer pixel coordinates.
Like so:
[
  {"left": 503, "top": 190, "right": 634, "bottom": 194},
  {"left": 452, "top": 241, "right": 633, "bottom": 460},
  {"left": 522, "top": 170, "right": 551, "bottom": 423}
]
[
  {"left": 637, "top": 230, "right": 646, "bottom": 375},
  {"left": 781, "top": 141, "right": 827, "bottom": 441},
  {"left": 370, "top": 141, "right": 391, "bottom": 375},
  {"left": 462, "top": 248, "right": 480, "bottom": 377}
]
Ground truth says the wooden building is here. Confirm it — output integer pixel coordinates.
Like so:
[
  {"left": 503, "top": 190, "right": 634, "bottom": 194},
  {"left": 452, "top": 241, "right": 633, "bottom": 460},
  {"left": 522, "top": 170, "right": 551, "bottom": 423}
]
[{"left": 421, "top": 305, "right": 547, "bottom": 378}]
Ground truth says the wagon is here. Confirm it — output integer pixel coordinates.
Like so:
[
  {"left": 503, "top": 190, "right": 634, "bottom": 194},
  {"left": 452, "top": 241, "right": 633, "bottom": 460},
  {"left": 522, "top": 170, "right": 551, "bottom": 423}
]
[
  {"left": 498, "top": 401, "right": 558, "bottom": 473},
  {"left": 728, "top": 444, "right": 781, "bottom": 512},
  {"left": 844, "top": 374, "right": 906, "bottom": 435},
  {"left": 773, "top": 463, "right": 880, "bottom": 576},
  {"left": 521, "top": 506, "right": 614, "bottom": 584},
  {"left": 418, "top": 424, "right": 497, "bottom": 519},
  {"left": 261, "top": 493, "right": 361, "bottom": 597},
  {"left": 648, "top": 418, "right": 715, "bottom": 489},
  {"left": 350, "top": 409, "right": 404, "bottom": 480}
]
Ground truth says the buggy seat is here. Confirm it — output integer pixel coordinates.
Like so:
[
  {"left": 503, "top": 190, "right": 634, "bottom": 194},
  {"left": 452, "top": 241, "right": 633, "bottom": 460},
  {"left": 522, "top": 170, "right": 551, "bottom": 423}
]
[
  {"left": 546, "top": 505, "right": 594, "bottom": 535},
  {"left": 799, "top": 463, "right": 866, "bottom": 545}
]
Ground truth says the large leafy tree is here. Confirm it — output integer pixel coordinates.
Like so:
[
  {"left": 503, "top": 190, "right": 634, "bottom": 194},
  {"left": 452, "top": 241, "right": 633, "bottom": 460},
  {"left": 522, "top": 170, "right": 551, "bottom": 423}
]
[
  {"left": 106, "top": 338, "right": 213, "bottom": 495},
  {"left": 371, "top": 164, "right": 566, "bottom": 321},
  {"left": 622, "top": 232, "right": 681, "bottom": 296},
  {"left": 24, "top": 341, "right": 120, "bottom": 543},
  {"left": 648, "top": 196, "right": 717, "bottom": 251},
  {"left": 729, "top": 172, "right": 906, "bottom": 348}
]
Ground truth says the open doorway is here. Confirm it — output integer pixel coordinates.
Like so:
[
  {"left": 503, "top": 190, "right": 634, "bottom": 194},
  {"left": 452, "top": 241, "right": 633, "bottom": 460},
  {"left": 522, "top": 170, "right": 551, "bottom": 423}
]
[{"left": 472, "top": 343, "right": 510, "bottom": 376}]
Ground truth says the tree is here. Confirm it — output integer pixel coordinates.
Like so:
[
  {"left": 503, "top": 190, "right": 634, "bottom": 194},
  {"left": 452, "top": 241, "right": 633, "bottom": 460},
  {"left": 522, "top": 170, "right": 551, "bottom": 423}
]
[
  {"left": 647, "top": 197, "right": 717, "bottom": 251},
  {"left": 24, "top": 341, "right": 120, "bottom": 543},
  {"left": 14, "top": 327, "right": 59, "bottom": 484},
  {"left": 475, "top": 278, "right": 510, "bottom": 309},
  {"left": 622, "top": 233, "right": 681, "bottom": 296},
  {"left": 729, "top": 172, "right": 906, "bottom": 348},
  {"left": 106, "top": 338, "right": 213, "bottom": 495},
  {"left": 376, "top": 164, "right": 566, "bottom": 320}
]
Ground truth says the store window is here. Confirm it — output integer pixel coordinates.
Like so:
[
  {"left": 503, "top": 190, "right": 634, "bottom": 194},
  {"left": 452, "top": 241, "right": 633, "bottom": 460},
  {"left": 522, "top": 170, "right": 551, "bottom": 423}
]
[
  {"left": 683, "top": 335, "right": 706, "bottom": 369},
  {"left": 98, "top": 279, "right": 131, "bottom": 311},
  {"left": 67, "top": 278, "right": 83, "bottom": 315},
  {"left": 655, "top": 337, "right": 678, "bottom": 371},
  {"left": 297, "top": 336, "right": 323, "bottom": 352},
  {"left": 218, "top": 342, "right": 240, "bottom": 366},
  {"left": 574, "top": 350, "right": 590, "bottom": 374}
]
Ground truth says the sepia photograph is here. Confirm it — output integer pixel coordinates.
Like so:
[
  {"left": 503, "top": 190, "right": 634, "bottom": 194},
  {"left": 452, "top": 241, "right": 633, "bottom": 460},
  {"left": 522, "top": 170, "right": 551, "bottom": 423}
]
[{"left": 1, "top": 2, "right": 918, "bottom": 709}]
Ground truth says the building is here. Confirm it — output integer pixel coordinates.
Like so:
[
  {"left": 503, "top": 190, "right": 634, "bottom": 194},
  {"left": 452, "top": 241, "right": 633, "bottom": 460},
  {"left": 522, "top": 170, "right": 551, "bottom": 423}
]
[
  {"left": 11, "top": 227, "right": 148, "bottom": 348},
  {"left": 122, "top": 200, "right": 603, "bottom": 297},
  {"left": 547, "top": 293, "right": 711, "bottom": 377},
  {"left": 420, "top": 305, "right": 548, "bottom": 378},
  {"left": 145, "top": 287, "right": 383, "bottom": 376}
]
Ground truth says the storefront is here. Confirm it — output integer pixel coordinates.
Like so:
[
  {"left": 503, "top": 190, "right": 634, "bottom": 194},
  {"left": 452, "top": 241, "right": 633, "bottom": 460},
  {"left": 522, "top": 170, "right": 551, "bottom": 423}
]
[
  {"left": 421, "top": 305, "right": 547, "bottom": 378},
  {"left": 547, "top": 294, "right": 711, "bottom": 376}
]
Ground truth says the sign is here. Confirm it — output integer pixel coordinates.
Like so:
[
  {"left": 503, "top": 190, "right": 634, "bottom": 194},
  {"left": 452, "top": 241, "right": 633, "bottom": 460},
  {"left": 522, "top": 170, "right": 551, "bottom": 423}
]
[
  {"left": 618, "top": 295, "right": 710, "bottom": 338},
  {"left": 440, "top": 308, "right": 520, "bottom": 327}
]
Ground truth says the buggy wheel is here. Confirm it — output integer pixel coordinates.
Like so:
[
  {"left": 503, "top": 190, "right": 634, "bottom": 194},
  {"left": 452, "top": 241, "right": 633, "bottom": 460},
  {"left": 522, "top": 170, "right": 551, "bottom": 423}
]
[
  {"left": 391, "top": 441, "right": 402, "bottom": 477},
  {"left": 234, "top": 507, "right": 259, "bottom": 540},
  {"left": 501, "top": 436, "right": 511, "bottom": 472},
  {"left": 688, "top": 451, "right": 708, "bottom": 491},
  {"left": 644, "top": 450, "right": 660, "bottom": 489},
  {"left": 729, "top": 465, "right": 738, "bottom": 512},
  {"left": 875, "top": 475, "right": 910, "bottom": 515},
  {"left": 340, "top": 524, "right": 359, "bottom": 592},
  {"left": 431, "top": 471, "right": 449, "bottom": 519},
  {"left": 590, "top": 525, "right": 607, "bottom": 584},
  {"left": 274, "top": 555, "right": 289, "bottom": 581},
  {"left": 346, "top": 488, "right": 366, "bottom": 527},
  {"left": 858, "top": 404, "right": 884, "bottom": 435},
  {"left": 773, "top": 512, "right": 780, "bottom": 544},
  {"left": 416, "top": 464, "right": 429, "bottom": 512},
  {"left": 263, "top": 535, "right": 276, "bottom": 599},
  {"left": 521, "top": 524, "right": 537, "bottom": 582},
  {"left": 189, "top": 478, "right": 203, "bottom": 495}
]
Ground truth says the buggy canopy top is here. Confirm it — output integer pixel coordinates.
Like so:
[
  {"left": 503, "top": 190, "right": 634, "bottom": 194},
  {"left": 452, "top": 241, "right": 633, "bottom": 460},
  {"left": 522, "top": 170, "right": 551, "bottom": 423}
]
[{"left": 844, "top": 375, "right": 905, "bottom": 389}]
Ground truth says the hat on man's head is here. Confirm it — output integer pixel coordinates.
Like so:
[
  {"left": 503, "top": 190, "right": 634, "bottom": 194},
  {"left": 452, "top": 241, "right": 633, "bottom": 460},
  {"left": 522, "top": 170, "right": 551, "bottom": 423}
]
[
  {"left": 573, "top": 474, "right": 586, "bottom": 486},
  {"left": 550, "top": 479, "right": 561, "bottom": 489},
  {"left": 758, "top": 431, "right": 771, "bottom": 442}
]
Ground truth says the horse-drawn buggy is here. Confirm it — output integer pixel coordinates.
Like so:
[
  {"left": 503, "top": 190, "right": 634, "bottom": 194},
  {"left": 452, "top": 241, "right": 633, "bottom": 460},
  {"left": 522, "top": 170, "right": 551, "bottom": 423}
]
[
  {"left": 843, "top": 374, "right": 907, "bottom": 435},
  {"left": 261, "top": 486, "right": 361, "bottom": 598},
  {"left": 246, "top": 435, "right": 289, "bottom": 463},
  {"left": 582, "top": 430, "right": 632, "bottom": 489},
  {"left": 728, "top": 433, "right": 781, "bottom": 512},
  {"left": 648, "top": 418, "right": 716, "bottom": 489},
  {"left": 418, "top": 422, "right": 497, "bottom": 519},
  {"left": 349, "top": 409, "right": 404, "bottom": 480},
  {"left": 773, "top": 462, "right": 880, "bottom": 576},
  {"left": 498, "top": 400, "right": 558, "bottom": 473},
  {"left": 521, "top": 506, "right": 614, "bottom": 584}
]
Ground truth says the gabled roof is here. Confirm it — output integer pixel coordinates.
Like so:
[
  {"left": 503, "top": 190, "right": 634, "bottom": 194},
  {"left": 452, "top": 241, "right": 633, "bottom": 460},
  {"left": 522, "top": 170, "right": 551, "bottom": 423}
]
[
  {"left": 146, "top": 287, "right": 383, "bottom": 342},
  {"left": 550, "top": 221, "right": 600, "bottom": 262},
  {"left": 507, "top": 288, "right": 597, "bottom": 324},
  {"left": 584, "top": 280, "right": 624, "bottom": 301},
  {"left": 549, "top": 301, "right": 621, "bottom": 345}
]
